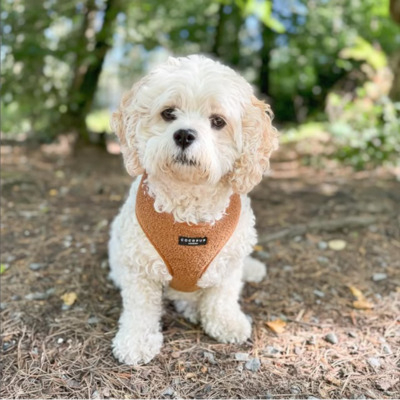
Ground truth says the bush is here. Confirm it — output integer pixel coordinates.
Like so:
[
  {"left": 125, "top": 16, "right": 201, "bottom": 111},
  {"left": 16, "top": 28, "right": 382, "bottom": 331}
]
[{"left": 326, "top": 67, "right": 400, "bottom": 169}]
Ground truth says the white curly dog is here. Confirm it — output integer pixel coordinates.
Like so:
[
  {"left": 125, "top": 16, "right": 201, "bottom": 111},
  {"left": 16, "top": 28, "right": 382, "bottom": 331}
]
[{"left": 109, "top": 55, "right": 278, "bottom": 365}]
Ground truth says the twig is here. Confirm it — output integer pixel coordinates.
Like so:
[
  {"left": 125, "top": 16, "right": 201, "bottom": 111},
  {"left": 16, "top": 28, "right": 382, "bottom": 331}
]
[
  {"left": 285, "top": 318, "right": 332, "bottom": 328},
  {"left": 258, "top": 215, "right": 377, "bottom": 243}
]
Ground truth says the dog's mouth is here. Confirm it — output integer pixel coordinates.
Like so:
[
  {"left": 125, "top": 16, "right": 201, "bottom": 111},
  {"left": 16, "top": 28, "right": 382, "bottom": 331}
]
[{"left": 173, "top": 154, "right": 198, "bottom": 167}]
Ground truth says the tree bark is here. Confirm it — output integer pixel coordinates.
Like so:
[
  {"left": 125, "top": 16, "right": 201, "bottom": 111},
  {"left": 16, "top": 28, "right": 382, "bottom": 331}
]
[
  {"left": 211, "top": 3, "right": 242, "bottom": 67},
  {"left": 227, "top": 4, "right": 242, "bottom": 67},
  {"left": 67, "top": 0, "right": 96, "bottom": 112},
  {"left": 212, "top": 4, "right": 227, "bottom": 58},
  {"left": 389, "top": 0, "right": 400, "bottom": 101},
  {"left": 62, "top": 0, "right": 121, "bottom": 142},
  {"left": 259, "top": 24, "right": 274, "bottom": 96},
  {"left": 390, "top": 0, "right": 400, "bottom": 23}
]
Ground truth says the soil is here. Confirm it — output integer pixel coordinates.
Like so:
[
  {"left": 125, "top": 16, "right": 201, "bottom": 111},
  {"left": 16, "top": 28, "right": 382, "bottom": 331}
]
[{"left": 1, "top": 140, "right": 399, "bottom": 399}]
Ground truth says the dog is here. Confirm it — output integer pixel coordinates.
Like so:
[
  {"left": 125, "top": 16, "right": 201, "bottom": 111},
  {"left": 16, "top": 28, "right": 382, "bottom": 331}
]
[{"left": 109, "top": 55, "right": 278, "bottom": 365}]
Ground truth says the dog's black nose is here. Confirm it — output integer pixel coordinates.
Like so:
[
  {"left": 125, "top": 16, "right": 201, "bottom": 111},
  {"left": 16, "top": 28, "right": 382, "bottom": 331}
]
[{"left": 173, "top": 129, "right": 196, "bottom": 150}]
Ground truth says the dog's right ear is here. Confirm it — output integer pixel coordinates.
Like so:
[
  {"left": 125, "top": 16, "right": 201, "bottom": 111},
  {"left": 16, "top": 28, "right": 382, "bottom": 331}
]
[{"left": 110, "top": 80, "right": 146, "bottom": 177}]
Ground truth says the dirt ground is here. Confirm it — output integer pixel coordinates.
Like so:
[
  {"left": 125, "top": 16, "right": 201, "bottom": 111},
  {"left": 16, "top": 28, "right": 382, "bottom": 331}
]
[{"left": 1, "top": 139, "right": 399, "bottom": 399}]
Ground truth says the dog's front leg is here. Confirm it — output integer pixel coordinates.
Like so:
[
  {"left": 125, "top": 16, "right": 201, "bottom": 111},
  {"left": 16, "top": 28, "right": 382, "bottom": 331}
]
[
  {"left": 112, "top": 274, "right": 163, "bottom": 365},
  {"left": 199, "top": 266, "right": 251, "bottom": 343}
]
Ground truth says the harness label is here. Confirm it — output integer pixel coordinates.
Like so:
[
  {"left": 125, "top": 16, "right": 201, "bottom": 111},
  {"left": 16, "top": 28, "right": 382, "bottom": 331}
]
[{"left": 179, "top": 236, "right": 208, "bottom": 246}]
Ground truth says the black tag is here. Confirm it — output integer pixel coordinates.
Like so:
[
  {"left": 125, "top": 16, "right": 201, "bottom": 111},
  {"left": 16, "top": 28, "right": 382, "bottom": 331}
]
[{"left": 179, "top": 236, "right": 207, "bottom": 246}]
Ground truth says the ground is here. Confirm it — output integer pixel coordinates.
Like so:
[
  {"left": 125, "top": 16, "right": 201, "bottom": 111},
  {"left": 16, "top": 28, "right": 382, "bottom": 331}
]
[{"left": 1, "top": 138, "right": 399, "bottom": 399}]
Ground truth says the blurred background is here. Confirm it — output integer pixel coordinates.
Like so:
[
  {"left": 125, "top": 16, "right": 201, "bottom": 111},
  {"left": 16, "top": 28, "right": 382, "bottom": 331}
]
[{"left": 1, "top": 0, "right": 400, "bottom": 168}]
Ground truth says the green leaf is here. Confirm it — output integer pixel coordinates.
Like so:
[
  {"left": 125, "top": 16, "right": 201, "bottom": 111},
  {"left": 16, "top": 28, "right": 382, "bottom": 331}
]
[
  {"left": 86, "top": 109, "right": 113, "bottom": 134},
  {"left": 340, "top": 36, "right": 387, "bottom": 70},
  {"left": 242, "top": 0, "right": 285, "bottom": 33},
  {"left": 0, "top": 264, "right": 7, "bottom": 275}
]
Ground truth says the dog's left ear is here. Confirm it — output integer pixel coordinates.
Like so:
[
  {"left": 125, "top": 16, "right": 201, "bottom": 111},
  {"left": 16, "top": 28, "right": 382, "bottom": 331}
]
[
  {"left": 229, "top": 96, "right": 279, "bottom": 194},
  {"left": 110, "top": 79, "right": 146, "bottom": 177}
]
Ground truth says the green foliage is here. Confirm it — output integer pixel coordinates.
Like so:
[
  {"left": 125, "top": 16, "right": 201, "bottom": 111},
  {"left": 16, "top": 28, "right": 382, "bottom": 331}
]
[
  {"left": 86, "top": 109, "right": 112, "bottom": 134},
  {"left": 269, "top": 0, "right": 399, "bottom": 121},
  {"left": 0, "top": 264, "right": 7, "bottom": 275},
  {"left": 281, "top": 122, "right": 325, "bottom": 144},
  {"left": 326, "top": 70, "right": 400, "bottom": 169},
  {"left": 2, "top": 0, "right": 77, "bottom": 136},
  {"left": 340, "top": 36, "right": 387, "bottom": 71},
  {"left": 243, "top": 0, "right": 285, "bottom": 32},
  {"left": 1, "top": 0, "right": 119, "bottom": 139},
  {"left": 1, "top": 0, "right": 399, "bottom": 170}
]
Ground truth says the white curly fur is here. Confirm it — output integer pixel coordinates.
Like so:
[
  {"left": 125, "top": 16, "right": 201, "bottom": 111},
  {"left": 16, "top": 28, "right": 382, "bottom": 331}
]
[{"left": 109, "top": 55, "right": 278, "bottom": 365}]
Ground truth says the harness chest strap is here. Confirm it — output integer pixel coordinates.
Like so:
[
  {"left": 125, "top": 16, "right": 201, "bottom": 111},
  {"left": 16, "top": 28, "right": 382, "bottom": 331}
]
[{"left": 135, "top": 175, "right": 241, "bottom": 292}]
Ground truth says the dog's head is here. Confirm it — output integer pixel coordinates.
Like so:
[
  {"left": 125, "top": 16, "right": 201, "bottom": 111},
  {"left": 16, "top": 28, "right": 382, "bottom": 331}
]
[{"left": 111, "top": 55, "right": 278, "bottom": 194}]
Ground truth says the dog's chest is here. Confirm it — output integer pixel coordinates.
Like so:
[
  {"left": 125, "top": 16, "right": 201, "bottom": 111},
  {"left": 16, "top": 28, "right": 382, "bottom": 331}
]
[{"left": 135, "top": 176, "right": 241, "bottom": 292}]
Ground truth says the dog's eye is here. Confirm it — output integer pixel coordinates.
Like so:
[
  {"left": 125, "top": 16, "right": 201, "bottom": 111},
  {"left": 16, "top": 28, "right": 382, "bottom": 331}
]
[
  {"left": 210, "top": 115, "right": 226, "bottom": 129},
  {"left": 161, "top": 108, "right": 177, "bottom": 121}
]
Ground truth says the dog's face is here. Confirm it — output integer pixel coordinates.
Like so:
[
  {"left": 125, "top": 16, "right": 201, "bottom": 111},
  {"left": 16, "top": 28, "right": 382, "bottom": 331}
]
[{"left": 111, "top": 55, "right": 278, "bottom": 193}]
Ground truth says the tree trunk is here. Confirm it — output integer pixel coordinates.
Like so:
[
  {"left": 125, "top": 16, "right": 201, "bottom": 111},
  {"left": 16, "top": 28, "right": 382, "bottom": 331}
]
[
  {"left": 259, "top": 24, "right": 274, "bottom": 96},
  {"left": 227, "top": 4, "right": 242, "bottom": 67},
  {"left": 389, "top": 0, "right": 400, "bottom": 101},
  {"left": 62, "top": 0, "right": 121, "bottom": 142},
  {"left": 390, "top": 0, "right": 400, "bottom": 23},
  {"left": 67, "top": 0, "right": 96, "bottom": 117},
  {"left": 212, "top": 4, "right": 227, "bottom": 58},
  {"left": 212, "top": 4, "right": 243, "bottom": 67}
]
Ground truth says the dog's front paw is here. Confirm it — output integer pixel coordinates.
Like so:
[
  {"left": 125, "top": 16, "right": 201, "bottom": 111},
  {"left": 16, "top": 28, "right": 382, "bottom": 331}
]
[
  {"left": 201, "top": 309, "right": 251, "bottom": 344},
  {"left": 112, "top": 330, "right": 163, "bottom": 365}
]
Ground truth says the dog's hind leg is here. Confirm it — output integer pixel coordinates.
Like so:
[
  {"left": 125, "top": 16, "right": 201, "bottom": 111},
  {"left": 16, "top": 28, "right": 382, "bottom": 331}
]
[{"left": 242, "top": 256, "right": 267, "bottom": 283}]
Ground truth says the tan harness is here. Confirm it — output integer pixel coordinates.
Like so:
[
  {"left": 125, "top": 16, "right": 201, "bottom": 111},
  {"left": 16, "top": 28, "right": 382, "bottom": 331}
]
[{"left": 135, "top": 176, "right": 241, "bottom": 292}]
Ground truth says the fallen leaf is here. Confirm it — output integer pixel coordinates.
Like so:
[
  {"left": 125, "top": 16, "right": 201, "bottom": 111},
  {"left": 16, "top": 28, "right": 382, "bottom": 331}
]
[
  {"left": 49, "top": 189, "right": 58, "bottom": 196},
  {"left": 201, "top": 366, "right": 208, "bottom": 374},
  {"left": 328, "top": 239, "right": 347, "bottom": 251},
  {"left": 55, "top": 170, "right": 65, "bottom": 179},
  {"left": 348, "top": 286, "right": 374, "bottom": 309},
  {"left": 266, "top": 319, "right": 286, "bottom": 334},
  {"left": 61, "top": 292, "right": 77, "bottom": 306},
  {"left": 353, "top": 299, "right": 374, "bottom": 310},
  {"left": 348, "top": 285, "right": 364, "bottom": 301},
  {"left": 253, "top": 245, "right": 263, "bottom": 252},
  {"left": 185, "top": 372, "right": 196, "bottom": 379},
  {"left": 95, "top": 219, "right": 109, "bottom": 231},
  {"left": 109, "top": 194, "right": 122, "bottom": 201}
]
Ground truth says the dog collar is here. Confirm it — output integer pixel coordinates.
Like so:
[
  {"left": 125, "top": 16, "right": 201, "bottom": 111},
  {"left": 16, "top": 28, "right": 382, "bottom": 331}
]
[{"left": 135, "top": 175, "right": 241, "bottom": 292}]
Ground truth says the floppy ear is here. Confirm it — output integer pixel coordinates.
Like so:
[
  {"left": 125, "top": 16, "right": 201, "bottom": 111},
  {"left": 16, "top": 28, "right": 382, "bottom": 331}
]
[
  {"left": 110, "top": 80, "right": 146, "bottom": 177},
  {"left": 229, "top": 96, "right": 279, "bottom": 194}
]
